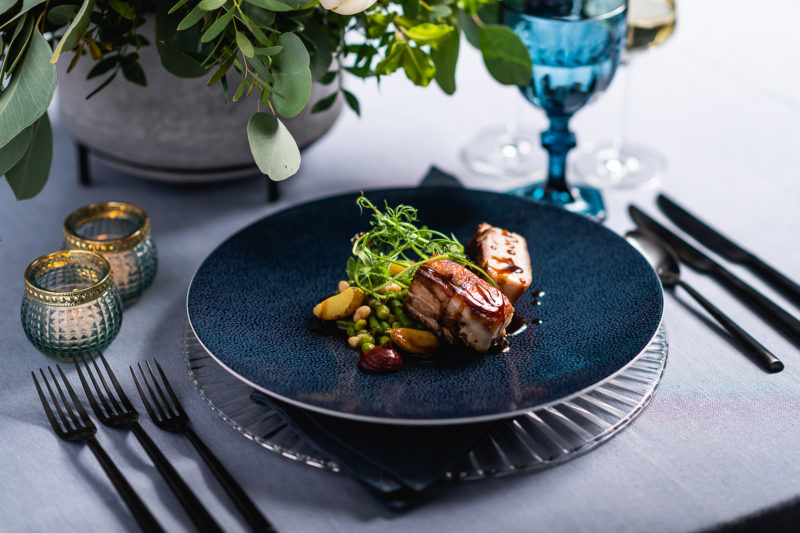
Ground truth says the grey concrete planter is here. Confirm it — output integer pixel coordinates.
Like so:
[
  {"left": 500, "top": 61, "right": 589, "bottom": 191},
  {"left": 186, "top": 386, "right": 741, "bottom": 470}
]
[{"left": 56, "top": 25, "right": 342, "bottom": 182}]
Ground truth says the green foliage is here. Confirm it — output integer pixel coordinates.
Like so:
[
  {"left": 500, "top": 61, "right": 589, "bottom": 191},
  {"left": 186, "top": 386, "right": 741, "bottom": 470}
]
[
  {"left": 247, "top": 112, "right": 300, "bottom": 180},
  {"left": 0, "top": 0, "right": 533, "bottom": 200}
]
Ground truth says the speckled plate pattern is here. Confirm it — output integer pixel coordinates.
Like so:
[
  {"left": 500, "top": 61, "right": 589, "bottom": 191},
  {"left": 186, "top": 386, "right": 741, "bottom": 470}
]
[{"left": 187, "top": 188, "right": 663, "bottom": 425}]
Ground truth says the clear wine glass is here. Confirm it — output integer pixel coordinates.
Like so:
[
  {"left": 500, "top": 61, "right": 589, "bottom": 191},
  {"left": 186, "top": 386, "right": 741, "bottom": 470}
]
[
  {"left": 503, "top": 0, "right": 628, "bottom": 221},
  {"left": 460, "top": 99, "right": 542, "bottom": 179},
  {"left": 573, "top": 0, "right": 676, "bottom": 189}
]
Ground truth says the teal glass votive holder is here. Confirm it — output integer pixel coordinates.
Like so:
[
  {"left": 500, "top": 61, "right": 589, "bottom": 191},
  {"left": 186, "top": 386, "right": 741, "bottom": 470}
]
[
  {"left": 22, "top": 250, "right": 123, "bottom": 360},
  {"left": 63, "top": 202, "right": 157, "bottom": 307}
]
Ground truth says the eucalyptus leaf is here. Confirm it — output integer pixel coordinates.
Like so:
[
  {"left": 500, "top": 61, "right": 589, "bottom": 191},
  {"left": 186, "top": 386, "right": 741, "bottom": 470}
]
[
  {"left": 5, "top": 113, "right": 52, "bottom": 200},
  {"left": 87, "top": 55, "right": 117, "bottom": 78},
  {"left": 302, "top": 18, "right": 333, "bottom": 81},
  {"left": 50, "top": 0, "right": 94, "bottom": 63},
  {"left": 176, "top": 5, "right": 204, "bottom": 30},
  {"left": 478, "top": 24, "right": 531, "bottom": 85},
  {"left": 428, "top": 4, "right": 451, "bottom": 19},
  {"left": 254, "top": 45, "right": 282, "bottom": 56},
  {"left": 121, "top": 61, "right": 146, "bottom": 85},
  {"left": 310, "top": 92, "right": 336, "bottom": 113},
  {"left": 108, "top": 0, "right": 134, "bottom": 20},
  {"left": 404, "top": 23, "right": 453, "bottom": 45},
  {"left": 0, "top": 30, "right": 56, "bottom": 150},
  {"left": 243, "top": 0, "right": 293, "bottom": 12},
  {"left": 85, "top": 71, "right": 117, "bottom": 98},
  {"left": 400, "top": 44, "right": 435, "bottom": 86},
  {"left": 206, "top": 55, "right": 233, "bottom": 85},
  {"left": 400, "top": 0, "right": 418, "bottom": 19},
  {"left": 240, "top": 3, "right": 274, "bottom": 27},
  {"left": 431, "top": 28, "right": 458, "bottom": 94},
  {"left": 235, "top": 31, "right": 254, "bottom": 57},
  {"left": 232, "top": 77, "right": 246, "bottom": 101},
  {"left": 156, "top": 2, "right": 207, "bottom": 77},
  {"left": 168, "top": 0, "right": 191, "bottom": 14},
  {"left": 342, "top": 89, "right": 360, "bottom": 116},
  {"left": 270, "top": 32, "right": 311, "bottom": 117},
  {"left": 0, "top": 125, "right": 33, "bottom": 176},
  {"left": 197, "top": 0, "right": 225, "bottom": 10},
  {"left": 247, "top": 112, "right": 300, "bottom": 181},
  {"left": 200, "top": 11, "right": 232, "bottom": 42},
  {"left": 456, "top": 9, "right": 480, "bottom": 48},
  {"left": 3, "top": 14, "right": 34, "bottom": 77},
  {"left": 47, "top": 5, "right": 78, "bottom": 26},
  {"left": 0, "top": 0, "right": 46, "bottom": 28}
]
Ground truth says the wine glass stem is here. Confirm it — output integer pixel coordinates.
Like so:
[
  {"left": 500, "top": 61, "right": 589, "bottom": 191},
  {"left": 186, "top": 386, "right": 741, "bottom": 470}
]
[{"left": 541, "top": 115, "right": 576, "bottom": 197}]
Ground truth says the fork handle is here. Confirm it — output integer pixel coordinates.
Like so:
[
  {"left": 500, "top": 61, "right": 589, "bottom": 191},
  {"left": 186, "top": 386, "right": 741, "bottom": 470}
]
[
  {"left": 87, "top": 437, "right": 166, "bottom": 533},
  {"left": 130, "top": 423, "right": 224, "bottom": 533},
  {"left": 184, "top": 427, "right": 277, "bottom": 533}
]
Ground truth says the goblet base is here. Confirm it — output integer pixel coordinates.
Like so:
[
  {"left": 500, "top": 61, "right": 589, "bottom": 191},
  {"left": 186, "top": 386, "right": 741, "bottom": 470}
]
[
  {"left": 508, "top": 181, "right": 606, "bottom": 222},
  {"left": 573, "top": 142, "right": 666, "bottom": 190},
  {"left": 461, "top": 124, "right": 542, "bottom": 179}
]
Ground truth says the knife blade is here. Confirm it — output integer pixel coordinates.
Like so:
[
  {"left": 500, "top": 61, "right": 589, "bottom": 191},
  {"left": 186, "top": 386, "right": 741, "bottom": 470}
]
[
  {"left": 657, "top": 194, "right": 800, "bottom": 307},
  {"left": 629, "top": 205, "right": 800, "bottom": 347}
]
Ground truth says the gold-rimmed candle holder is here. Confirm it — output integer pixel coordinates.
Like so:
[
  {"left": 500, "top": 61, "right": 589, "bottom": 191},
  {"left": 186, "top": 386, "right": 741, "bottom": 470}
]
[
  {"left": 21, "top": 250, "right": 123, "bottom": 360},
  {"left": 63, "top": 202, "right": 158, "bottom": 306}
]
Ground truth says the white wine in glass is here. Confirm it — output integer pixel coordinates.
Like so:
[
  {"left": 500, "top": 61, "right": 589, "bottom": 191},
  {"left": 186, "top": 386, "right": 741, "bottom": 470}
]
[{"left": 573, "top": 0, "right": 676, "bottom": 190}]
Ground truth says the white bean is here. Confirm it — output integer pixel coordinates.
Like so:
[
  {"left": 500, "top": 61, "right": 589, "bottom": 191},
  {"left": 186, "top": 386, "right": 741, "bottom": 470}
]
[
  {"left": 353, "top": 305, "right": 371, "bottom": 321},
  {"left": 338, "top": 280, "right": 350, "bottom": 292}
]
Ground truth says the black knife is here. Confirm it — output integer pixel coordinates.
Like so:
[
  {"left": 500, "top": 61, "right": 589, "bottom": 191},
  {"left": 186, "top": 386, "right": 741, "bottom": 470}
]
[
  {"left": 629, "top": 205, "right": 800, "bottom": 347},
  {"left": 657, "top": 194, "right": 800, "bottom": 307}
]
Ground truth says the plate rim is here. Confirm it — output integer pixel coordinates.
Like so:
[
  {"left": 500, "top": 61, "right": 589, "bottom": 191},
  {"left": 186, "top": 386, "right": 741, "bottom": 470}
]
[{"left": 186, "top": 186, "right": 665, "bottom": 426}]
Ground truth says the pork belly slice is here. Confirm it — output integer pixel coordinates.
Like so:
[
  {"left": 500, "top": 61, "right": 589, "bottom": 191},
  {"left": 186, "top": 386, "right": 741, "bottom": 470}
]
[
  {"left": 404, "top": 259, "right": 514, "bottom": 353},
  {"left": 466, "top": 223, "right": 532, "bottom": 304}
]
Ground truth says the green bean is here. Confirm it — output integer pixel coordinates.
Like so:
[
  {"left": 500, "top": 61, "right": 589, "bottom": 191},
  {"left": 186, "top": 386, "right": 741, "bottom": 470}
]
[
  {"left": 356, "top": 329, "right": 368, "bottom": 336},
  {"left": 336, "top": 319, "right": 354, "bottom": 330},
  {"left": 346, "top": 326, "right": 356, "bottom": 338},
  {"left": 394, "top": 308, "right": 414, "bottom": 328},
  {"left": 379, "top": 320, "right": 391, "bottom": 332},
  {"left": 368, "top": 315, "right": 380, "bottom": 331}
]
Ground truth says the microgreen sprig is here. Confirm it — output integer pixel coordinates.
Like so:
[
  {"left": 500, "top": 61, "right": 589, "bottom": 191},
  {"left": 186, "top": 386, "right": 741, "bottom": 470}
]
[{"left": 346, "top": 195, "right": 494, "bottom": 301}]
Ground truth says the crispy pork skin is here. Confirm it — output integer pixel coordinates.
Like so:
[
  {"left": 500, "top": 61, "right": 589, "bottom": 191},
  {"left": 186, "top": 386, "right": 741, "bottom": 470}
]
[
  {"left": 404, "top": 259, "right": 514, "bottom": 353},
  {"left": 466, "top": 223, "right": 532, "bottom": 303}
]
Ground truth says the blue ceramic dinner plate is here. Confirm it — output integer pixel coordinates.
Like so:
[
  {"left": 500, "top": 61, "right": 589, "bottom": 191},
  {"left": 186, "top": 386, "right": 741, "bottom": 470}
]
[{"left": 187, "top": 188, "right": 663, "bottom": 425}]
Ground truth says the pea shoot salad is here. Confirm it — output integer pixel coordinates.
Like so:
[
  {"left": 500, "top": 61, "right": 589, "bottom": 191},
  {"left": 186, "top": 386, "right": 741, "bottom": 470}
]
[{"left": 312, "top": 195, "right": 494, "bottom": 359}]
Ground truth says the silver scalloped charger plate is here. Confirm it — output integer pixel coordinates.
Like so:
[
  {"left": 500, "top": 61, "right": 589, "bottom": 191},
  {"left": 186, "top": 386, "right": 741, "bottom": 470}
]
[{"left": 184, "top": 320, "right": 668, "bottom": 480}]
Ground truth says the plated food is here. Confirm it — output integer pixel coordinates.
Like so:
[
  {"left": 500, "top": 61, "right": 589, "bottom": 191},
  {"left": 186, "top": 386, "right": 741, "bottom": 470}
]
[{"left": 312, "top": 196, "right": 533, "bottom": 373}]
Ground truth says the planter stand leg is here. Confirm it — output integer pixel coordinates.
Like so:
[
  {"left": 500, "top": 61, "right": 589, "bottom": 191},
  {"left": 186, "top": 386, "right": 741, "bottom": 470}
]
[
  {"left": 77, "top": 143, "right": 91, "bottom": 186},
  {"left": 268, "top": 179, "right": 279, "bottom": 202}
]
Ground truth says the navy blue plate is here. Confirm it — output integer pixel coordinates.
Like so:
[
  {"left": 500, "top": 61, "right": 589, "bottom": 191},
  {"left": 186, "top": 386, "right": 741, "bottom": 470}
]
[{"left": 187, "top": 188, "right": 663, "bottom": 425}]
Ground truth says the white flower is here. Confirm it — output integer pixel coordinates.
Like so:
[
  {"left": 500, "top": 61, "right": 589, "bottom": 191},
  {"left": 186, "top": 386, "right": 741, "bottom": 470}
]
[{"left": 318, "top": 0, "right": 377, "bottom": 15}]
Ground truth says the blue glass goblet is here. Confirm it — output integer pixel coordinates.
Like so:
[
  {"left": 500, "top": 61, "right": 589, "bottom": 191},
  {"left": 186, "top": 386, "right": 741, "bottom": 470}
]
[{"left": 504, "top": 0, "right": 628, "bottom": 221}]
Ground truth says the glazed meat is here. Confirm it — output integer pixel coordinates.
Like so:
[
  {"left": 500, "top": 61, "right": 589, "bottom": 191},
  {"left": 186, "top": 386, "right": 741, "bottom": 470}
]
[
  {"left": 404, "top": 259, "right": 514, "bottom": 353},
  {"left": 466, "top": 223, "right": 532, "bottom": 304}
]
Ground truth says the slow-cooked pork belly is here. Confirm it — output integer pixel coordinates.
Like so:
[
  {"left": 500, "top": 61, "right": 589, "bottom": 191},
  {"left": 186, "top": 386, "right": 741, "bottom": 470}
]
[
  {"left": 466, "top": 223, "right": 532, "bottom": 303},
  {"left": 404, "top": 259, "right": 514, "bottom": 353}
]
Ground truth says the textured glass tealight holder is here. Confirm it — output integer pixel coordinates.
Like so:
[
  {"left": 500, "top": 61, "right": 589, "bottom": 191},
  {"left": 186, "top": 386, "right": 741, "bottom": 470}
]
[
  {"left": 63, "top": 202, "right": 157, "bottom": 306},
  {"left": 22, "top": 250, "right": 123, "bottom": 360}
]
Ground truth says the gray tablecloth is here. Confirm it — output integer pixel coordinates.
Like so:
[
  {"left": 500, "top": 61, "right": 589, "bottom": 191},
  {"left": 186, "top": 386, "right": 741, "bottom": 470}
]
[{"left": 2, "top": 0, "right": 800, "bottom": 530}]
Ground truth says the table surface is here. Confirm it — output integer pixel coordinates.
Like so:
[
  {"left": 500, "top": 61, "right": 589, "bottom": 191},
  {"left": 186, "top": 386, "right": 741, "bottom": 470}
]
[{"left": 3, "top": 0, "right": 800, "bottom": 531}]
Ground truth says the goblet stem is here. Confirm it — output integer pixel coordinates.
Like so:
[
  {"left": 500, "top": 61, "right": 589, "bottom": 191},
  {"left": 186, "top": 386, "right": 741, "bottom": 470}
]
[{"left": 541, "top": 115, "right": 576, "bottom": 198}]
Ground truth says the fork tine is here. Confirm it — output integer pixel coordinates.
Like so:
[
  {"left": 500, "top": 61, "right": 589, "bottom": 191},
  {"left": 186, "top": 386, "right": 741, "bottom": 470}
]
[
  {"left": 138, "top": 362, "right": 168, "bottom": 421},
  {"left": 97, "top": 351, "right": 135, "bottom": 412},
  {"left": 88, "top": 352, "right": 123, "bottom": 414},
  {"left": 145, "top": 360, "right": 177, "bottom": 417},
  {"left": 154, "top": 359, "right": 186, "bottom": 417},
  {"left": 47, "top": 367, "right": 81, "bottom": 430},
  {"left": 57, "top": 365, "right": 93, "bottom": 428},
  {"left": 74, "top": 355, "right": 110, "bottom": 417},
  {"left": 32, "top": 371, "right": 63, "bottom": 433},
  {"left": 130, "top": 364, "right": 160, "bottom": 421}
]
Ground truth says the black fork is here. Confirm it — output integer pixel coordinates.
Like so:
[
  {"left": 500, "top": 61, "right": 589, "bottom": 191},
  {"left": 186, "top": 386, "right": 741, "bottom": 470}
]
[
  {"left": 74, "top": 352, "right": 223, "bottom": 533},
  {"left": 32, "top": 365, "right": 165, "bottom": 533},
  {"left": 132, "top": 359, "right": 278, "bottom": 533}
]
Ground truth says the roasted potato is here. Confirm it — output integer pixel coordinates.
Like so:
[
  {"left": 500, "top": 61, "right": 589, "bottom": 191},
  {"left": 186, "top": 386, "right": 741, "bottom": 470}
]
[
  {"left": 313, "top": 287, "right": 365, "bottom": 320},
  {"left": 389, "top": 327, "right": 441, "bottom": 354}
]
